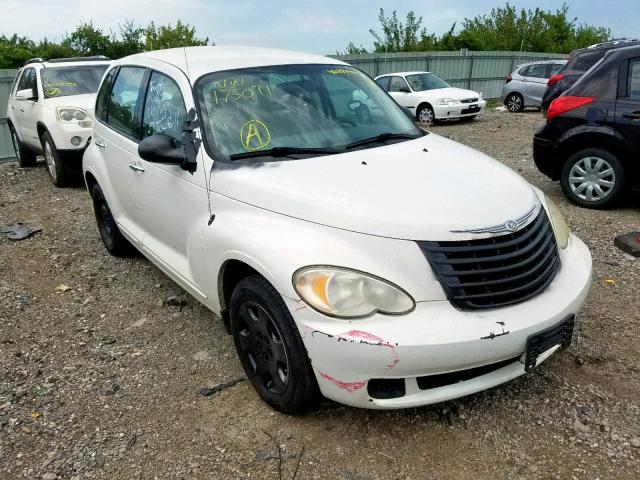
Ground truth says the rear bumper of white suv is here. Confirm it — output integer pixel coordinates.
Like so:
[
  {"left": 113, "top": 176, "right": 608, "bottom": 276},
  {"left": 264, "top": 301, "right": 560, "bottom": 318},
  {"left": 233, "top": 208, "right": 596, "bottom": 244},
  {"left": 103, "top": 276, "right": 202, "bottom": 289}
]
[{"left": 286, "top": 234, "right": 591, "bottom": 409}]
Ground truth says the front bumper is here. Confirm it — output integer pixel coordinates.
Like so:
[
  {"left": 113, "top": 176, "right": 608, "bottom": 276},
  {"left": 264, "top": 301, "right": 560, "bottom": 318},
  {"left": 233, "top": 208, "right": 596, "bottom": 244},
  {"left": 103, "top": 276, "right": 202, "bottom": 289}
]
[
  {"left": 433, "top": 100, "right": 486, "bottom": 119},
  {"left": 46, "top": 122, "right": 93, "bottom": 151},
  {"left": 286, "top": 234, "right": 591, "bottom": 409}
]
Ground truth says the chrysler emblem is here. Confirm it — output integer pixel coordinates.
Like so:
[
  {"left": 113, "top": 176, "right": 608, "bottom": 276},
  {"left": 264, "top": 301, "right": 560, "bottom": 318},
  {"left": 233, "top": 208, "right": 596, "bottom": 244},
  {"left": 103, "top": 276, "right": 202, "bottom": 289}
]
[
  {"left": 505, "top": 220, "right": 519, "bottom": 232},
  {"left": 450, "top": 204, "right": 537, "bottom": 234}
]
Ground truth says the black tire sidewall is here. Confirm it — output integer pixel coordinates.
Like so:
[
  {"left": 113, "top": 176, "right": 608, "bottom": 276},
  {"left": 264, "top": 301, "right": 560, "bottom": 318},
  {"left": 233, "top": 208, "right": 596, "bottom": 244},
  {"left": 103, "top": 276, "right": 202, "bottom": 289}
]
[
  {"left": 560, "top": 148, "right": 625, "bottom": 209},
  {"left": 42, "top": 131, "right": 68, "bottom": 187},
  {"left": 229, "top": 275, "right": 319, "bottom": 414},
  {"left": 10, "top": 126, "right": 36, "bottom": 167},
  {"left": 506, "top": 93, "right": 524, "bottom": 112},
  {"left": 90, "top": 184, "right": 134, "bottom": 256}
]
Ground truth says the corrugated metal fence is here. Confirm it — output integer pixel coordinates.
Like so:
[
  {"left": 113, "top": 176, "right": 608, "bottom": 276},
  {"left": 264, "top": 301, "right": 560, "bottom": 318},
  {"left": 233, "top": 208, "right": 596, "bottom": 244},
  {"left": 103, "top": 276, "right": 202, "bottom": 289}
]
[
  {"left": 1, "top": 69, "right": 18, "bottom": 162},
  {"left": 331, "top": 50, "right": 564, "bottom": 99}
]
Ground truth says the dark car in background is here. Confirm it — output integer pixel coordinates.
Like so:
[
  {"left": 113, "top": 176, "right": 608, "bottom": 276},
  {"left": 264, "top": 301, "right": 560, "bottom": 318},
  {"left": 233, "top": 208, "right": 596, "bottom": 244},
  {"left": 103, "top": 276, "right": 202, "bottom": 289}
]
[
  {"left": 533, "top": 45, "right": 640, "bottom": 208},
  {"left": 541, "top": 39, "right": 639, "bottom": 114}
]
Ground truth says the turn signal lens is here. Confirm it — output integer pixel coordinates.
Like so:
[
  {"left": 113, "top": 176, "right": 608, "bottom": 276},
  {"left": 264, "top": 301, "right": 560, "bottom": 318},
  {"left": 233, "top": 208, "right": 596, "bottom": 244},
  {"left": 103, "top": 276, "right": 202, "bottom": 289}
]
[
  {"left": 544, "top": 195, "right": 570, "bottom": 249},
  {"left": 293, "top": 267, "right": 415, "bottom": 319}
]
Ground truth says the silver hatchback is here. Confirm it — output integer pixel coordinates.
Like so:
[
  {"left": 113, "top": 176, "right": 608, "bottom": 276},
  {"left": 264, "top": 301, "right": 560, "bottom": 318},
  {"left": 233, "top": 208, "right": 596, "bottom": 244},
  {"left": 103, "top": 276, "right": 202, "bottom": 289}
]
[{"left": 501, "top": 60, "right": 567, "bottom": 112}]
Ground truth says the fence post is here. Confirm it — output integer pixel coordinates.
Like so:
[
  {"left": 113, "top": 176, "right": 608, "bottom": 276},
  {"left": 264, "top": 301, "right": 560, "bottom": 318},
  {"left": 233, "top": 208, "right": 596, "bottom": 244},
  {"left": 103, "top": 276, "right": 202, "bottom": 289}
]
[
  {"left": 425, "top": 55, "right": 430, "bottom": 72},
  {"left": 374, "top": 57, "right": 380, "bottom": 77},
  {"left": 467, "top": 56, "right": 474, "bottom": 89}
]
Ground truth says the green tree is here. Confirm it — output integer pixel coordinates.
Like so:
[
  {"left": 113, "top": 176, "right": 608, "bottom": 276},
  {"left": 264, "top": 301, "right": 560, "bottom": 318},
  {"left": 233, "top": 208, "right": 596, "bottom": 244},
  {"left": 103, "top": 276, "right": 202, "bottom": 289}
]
[
  {"left": 106, "top": 20, "right": 145, "bottom": 58},
  {"left": 143, "top": 20, "right": 208, "bottom": 51},
  {"left": 63, "top": 21, "right": 110, "bottom": 56}
]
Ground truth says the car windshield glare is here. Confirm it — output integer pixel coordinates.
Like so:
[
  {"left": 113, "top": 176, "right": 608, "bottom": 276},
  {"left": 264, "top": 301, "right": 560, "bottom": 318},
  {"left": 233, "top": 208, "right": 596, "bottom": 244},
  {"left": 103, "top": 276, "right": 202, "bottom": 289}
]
[
  {"left": 405, "top": 73, "right": 450, "bottom": 91},
  {"left": 195, "top": 64, "right": 421, "bottom": 160},
  {"left": 41, "top": 65, "right": 109, "bottom": 98}
]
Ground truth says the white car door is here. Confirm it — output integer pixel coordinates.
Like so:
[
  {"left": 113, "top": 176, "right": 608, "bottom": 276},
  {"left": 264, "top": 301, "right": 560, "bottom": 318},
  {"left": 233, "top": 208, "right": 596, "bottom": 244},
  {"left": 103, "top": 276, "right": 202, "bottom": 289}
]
[
  {"left": 92, "top": 65, "right": 148, "bottom": 243},
  {"left": 387, "top": 76, "right": 413, "bottom": 109},
  {"left": 12, "top": 67, "right": 41, "bottom": 148},
  {"left": 134, "top": 67, "right": 210, "bottom": 299}
]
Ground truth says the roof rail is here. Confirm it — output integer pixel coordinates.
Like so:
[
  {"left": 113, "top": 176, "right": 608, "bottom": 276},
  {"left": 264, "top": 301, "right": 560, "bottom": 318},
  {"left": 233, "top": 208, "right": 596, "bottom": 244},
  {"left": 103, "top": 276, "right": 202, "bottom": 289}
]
[
  {"left": 25, "top": 57, "right": 45, "bottom": 65},
  {"left": 47, "top": 55, "right": 111, "bottom": 64}
]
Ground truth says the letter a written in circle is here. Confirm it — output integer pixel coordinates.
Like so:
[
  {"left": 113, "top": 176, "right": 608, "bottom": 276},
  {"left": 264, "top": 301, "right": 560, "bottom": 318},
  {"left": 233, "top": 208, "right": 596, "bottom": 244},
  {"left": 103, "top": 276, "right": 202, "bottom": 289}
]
[{"left": 240, "top": 120, "right": 271, "bottom": 151}]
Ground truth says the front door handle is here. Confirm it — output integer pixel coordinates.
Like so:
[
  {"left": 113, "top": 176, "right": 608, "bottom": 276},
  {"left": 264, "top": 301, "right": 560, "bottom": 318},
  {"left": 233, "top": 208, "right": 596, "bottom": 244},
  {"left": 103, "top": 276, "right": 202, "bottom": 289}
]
[
  {"left": 622, "top": 111, "right": 640, "bottom": 120},
  {"left": 128, "top": 162, "right": 145, "bottom": 172},
  {"left": 94, "top": 140, "right": 106, "bottom": 148}
]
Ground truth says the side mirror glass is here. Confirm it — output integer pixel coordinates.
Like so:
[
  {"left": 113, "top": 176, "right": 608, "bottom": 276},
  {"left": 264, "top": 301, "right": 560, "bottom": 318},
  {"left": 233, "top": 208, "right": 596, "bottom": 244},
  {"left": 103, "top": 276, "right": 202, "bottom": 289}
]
[
  {"left": 16, "top": 89, "right": 36, "bottom": 101},
  {"left": 138, "top": 134, "right": 185, "bottom": 165}
]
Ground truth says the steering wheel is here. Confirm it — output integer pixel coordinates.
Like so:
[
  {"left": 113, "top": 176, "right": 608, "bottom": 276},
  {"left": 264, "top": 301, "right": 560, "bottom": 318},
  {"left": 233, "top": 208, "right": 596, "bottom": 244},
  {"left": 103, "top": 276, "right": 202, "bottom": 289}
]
[{"left": 347, "top": 100, "right": 363, "bottom": 112}]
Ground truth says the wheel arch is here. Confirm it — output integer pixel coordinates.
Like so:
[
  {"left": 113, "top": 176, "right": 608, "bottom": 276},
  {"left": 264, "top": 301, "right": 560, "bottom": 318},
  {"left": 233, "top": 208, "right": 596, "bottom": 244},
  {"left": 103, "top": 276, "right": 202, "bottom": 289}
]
[
  {"left": 555, "top": 129, "right": 630, "bottom": 180},
  {"left": 36, "top": 121, "right": 49, "bottom": 142},
  {"left": 415, "top": 101, "right": 434, "bottom": 121},
  {"left": 217, "top": 259, "right": 261, "bottom": 331}
]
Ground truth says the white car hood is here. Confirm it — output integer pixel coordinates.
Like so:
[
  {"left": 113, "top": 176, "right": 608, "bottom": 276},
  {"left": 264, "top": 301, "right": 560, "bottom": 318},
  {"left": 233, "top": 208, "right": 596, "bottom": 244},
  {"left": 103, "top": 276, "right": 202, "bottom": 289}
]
[
  {"left": 212, "top": 134, "right": 539, "bottom": 241},
  {"left": 416, "top": 87, "right": 480, "bottom": 100},
  {"left": 43, "top": 94, "right": 96, "bottom": 115}
]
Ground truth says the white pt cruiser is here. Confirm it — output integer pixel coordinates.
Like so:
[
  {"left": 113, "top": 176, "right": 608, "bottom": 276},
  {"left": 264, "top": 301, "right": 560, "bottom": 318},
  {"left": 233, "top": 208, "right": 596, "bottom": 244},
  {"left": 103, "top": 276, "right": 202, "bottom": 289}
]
[{"left": 83, "top": 47, "right": 592, "bottom": 413}]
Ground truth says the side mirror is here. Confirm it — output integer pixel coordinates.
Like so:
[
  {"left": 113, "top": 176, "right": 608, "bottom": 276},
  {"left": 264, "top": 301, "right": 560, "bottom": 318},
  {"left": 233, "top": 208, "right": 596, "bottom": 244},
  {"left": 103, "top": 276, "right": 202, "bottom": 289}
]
[
  {"left": 16, "top": 89, "right": 36, "bottom": 101},
  {"left": 138, "top": 134, "right": 185, "bottom": 165},
  {"left": 399, "top": 86, "right": 411, "bottom": 93}
]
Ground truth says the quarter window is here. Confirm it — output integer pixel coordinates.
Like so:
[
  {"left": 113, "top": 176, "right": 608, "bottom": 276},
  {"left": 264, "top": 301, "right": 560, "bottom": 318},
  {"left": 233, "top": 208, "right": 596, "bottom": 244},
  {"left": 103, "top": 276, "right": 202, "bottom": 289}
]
[
  {"left": 389, "top": 76, "right": 409, "bottom": 92},
  {"left": 629, "top": 59, "right": 640, "bottom": 100},
  {"left": 17, "top": 68, "right": 37, "bottom": 96},
  {"left": 95, "top": 67, "right": 117, "bottom": 123},
  {"left": 106, "top": 67, "right": 146, "bottom": 137},
  {"left": 375, "top": 76, "right": 390, "bottom": 91},
  {"left": 142, "top": 72, "right": 187, "bottom": 142},
  {"left": 525, "top": 64, "right": 547, "bottom": 79}
]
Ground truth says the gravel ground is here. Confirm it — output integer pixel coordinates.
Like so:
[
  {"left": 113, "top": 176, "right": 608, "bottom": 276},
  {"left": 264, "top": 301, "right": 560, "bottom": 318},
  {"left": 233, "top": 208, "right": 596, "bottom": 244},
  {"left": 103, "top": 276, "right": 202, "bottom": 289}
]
[{"left": 1, "top": 109, "right": 639, "bottom": 480}]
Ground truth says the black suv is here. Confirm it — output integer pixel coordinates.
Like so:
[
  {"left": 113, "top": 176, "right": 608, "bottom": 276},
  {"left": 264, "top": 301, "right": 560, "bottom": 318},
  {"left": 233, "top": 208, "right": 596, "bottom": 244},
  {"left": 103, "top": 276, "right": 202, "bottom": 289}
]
[
  {"left": 541, "top": 39, "right": 639, "bottom": 114},
  {"left": 533, "top": 45, "right": 640, "bottom": 208}
]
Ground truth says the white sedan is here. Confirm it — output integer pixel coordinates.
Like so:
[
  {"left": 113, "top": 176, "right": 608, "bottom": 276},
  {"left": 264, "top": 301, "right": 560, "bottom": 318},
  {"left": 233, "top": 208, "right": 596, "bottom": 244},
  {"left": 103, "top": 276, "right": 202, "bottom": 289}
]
[{"left": 375, "top": 71, "right": 486, "bottom": 123}]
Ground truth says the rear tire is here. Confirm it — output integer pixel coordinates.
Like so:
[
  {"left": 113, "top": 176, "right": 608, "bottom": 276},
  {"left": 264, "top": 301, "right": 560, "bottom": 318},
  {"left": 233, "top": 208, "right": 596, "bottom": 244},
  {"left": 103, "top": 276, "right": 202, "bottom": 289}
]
[
  {"left": 41, "top": 131, "right": 70, "bottom": 187},
  {"left": 560, "top": 148, "right": 625, "bottom": 209},
  {"left": 229, "top": 274, "right": 320, "bottom": 414},
  {"left": 9, "top": 126, "right": 36, "bottom": 167},
  {"left": 505, "top": 93, "right": 524, "bottom": 112},
  {"left": 90, "top": 183, "right": 136, "bottom": 256}
]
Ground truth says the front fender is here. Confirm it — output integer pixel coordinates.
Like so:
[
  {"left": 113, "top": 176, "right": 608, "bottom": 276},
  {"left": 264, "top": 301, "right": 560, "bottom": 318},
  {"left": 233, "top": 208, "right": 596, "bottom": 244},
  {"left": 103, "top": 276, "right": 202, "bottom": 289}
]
[{"left": 201, "top": 193, "right": 446, "bottom": 313}]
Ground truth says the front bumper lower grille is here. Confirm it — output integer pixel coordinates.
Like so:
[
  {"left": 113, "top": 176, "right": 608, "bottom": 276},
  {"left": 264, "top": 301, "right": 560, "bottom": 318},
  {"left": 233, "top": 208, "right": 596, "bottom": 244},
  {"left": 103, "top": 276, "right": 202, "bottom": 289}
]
[{"left": 418, "top": 210, "right": 561, "bottom": 310}]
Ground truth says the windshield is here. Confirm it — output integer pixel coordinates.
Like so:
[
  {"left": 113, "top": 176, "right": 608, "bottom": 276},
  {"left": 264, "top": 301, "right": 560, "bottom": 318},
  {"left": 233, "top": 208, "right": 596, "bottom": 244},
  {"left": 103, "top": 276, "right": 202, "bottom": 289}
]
[
  {"left": 41, "top": 65, "right": 109, "bottom": 98},
  {"left": 405, "top": 73, "right": 450, "bottom": 91},
  {"left": 195, "top": 64, "right": 421, "bottom": 159}
]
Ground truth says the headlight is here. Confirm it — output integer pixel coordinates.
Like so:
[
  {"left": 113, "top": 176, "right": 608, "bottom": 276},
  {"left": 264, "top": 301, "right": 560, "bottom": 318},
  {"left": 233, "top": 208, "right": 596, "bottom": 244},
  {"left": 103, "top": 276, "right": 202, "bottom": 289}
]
[
  {"left": 293, "top": 267, "right": 415, "bottom": 319},
  {"left": 544, "top": 195, "right": 570, "bottom": 249},
  {"left": 56, "top": 107, "right": 91, "bottom": 127},
  {"left": 437, "top": 98, "right": 457, "bottom": 105}
]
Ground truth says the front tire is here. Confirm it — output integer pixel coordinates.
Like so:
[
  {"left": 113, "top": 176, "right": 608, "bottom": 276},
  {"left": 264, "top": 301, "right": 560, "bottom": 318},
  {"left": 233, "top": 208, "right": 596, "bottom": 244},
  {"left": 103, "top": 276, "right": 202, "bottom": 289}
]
[
  {"left": 505, "top": 93, "right": 524, "bottom": 112},
  {"left": 560, "top": 148, "right": 625, "bottom": 209},
  {"left": 90, "top": 184, "right": 136, "bottom": 256},
  {"left": 229, "top": 274, "right": 320, "bottom": 414},
  {"left": 41, "top": 131, "right": 70, "bottom": 187},
  {"left": 9, "top": 126, "right": 36, "bottom": 167},
  {"left": 417, "top": 104, "right": 435, "bottom": 123}
]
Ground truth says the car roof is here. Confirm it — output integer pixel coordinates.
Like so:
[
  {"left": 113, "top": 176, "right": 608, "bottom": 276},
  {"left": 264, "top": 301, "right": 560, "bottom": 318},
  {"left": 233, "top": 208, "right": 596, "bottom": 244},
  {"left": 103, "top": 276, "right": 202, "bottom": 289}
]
[
  {"left": 120, "top": 46, "right": 346, "bottom": 79},
  {"left": 375, "top": 72, "right": 434, "bottom": 78},
  {"left": 570, "top": 38, "right": 640, "bottom": 57},
  {"left": 24, "top": 56, "right": 112, "bottom": 69}
]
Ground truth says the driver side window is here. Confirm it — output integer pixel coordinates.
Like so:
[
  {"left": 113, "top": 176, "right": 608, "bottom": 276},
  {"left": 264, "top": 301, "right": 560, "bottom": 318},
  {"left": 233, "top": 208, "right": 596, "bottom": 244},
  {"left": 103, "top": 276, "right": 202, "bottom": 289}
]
[
  {"left": 389, "top": 76, "right": 409, "bottom": 92},
  {"left": 16, "top": 68, "right": 37, "bottom": 97},
  {"left": 142, "top": 72, "right": 187, "bottom": 142}
]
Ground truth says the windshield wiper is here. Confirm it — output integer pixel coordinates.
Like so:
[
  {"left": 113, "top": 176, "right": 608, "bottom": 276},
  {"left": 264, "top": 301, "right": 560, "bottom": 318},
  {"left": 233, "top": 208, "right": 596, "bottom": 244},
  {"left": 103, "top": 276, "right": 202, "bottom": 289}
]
[
  {"left": 229, "top": 146, "right": 340, "bottom": 161},
  {"left": 345, "top": 132, "right": 422, "bottom": 150}
]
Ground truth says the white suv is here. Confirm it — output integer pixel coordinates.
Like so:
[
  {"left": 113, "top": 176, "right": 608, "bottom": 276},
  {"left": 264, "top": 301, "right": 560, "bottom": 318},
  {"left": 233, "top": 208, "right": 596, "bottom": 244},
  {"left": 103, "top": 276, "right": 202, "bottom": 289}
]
[
  {"left": 84, "top": 47, "right": 592, "bottom": 413},
  {"left": 7, "top": 57, "right": 111, "bottom": 186}
]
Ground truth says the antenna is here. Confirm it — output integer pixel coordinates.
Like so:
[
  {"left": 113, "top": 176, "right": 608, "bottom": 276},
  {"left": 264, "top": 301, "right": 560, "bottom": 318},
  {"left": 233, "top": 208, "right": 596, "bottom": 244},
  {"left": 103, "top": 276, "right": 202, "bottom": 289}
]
[{"left": 182, "top": 47, "right": 216, "bottom": 225}]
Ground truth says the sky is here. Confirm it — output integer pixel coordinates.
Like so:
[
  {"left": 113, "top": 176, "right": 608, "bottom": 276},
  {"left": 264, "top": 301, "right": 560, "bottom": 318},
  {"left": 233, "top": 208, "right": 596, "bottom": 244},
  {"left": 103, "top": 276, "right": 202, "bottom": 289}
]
[{"left": 0, "top": 0, "right": 638, "bottom": 55}]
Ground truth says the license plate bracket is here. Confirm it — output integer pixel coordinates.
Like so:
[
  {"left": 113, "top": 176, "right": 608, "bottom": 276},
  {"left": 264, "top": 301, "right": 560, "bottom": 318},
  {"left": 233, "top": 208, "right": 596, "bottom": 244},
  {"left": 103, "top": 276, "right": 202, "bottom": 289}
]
[{"left": 524, "top": 314, "right": 575, "bottom": 373}]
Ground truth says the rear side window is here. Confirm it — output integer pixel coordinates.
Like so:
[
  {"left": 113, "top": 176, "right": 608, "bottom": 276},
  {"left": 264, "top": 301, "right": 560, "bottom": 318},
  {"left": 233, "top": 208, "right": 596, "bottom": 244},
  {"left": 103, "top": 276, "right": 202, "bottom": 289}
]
[
  {"left": 525, "top": 64, "right": 547, "bottom": 78},
  {"left": 95, "top": 68, "right": 117, "bottom": 123},
  {"left": 375, "top": 76, "right": 390, "bottom": 91},
  {"left": 549, "top": 63, "right": 564, "bottom": 76},
  {"left": 107, "top": 67, "right": 146, "bottom": 137},
  {"left": 567, "top": 50, "right": 604, "bottom": 73},
  {"left": 629, "top": 59, "right": 640, "bottom": 100},
  {"left": 142, "top": 72, "right": 187, "bottom": 142}
]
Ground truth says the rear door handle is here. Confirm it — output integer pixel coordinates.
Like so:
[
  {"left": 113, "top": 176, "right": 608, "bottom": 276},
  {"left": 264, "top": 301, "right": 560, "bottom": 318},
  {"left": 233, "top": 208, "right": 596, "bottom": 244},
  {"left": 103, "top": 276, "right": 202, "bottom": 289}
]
[
  {"left": 128, "top": 162, "right": 145, "bottom": 172},
  {"left": 622, "top": 112, "right": 640, "bottom": 120},
  {"left": 94, "top": 140, "right": 106, "bottom": 148}
]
